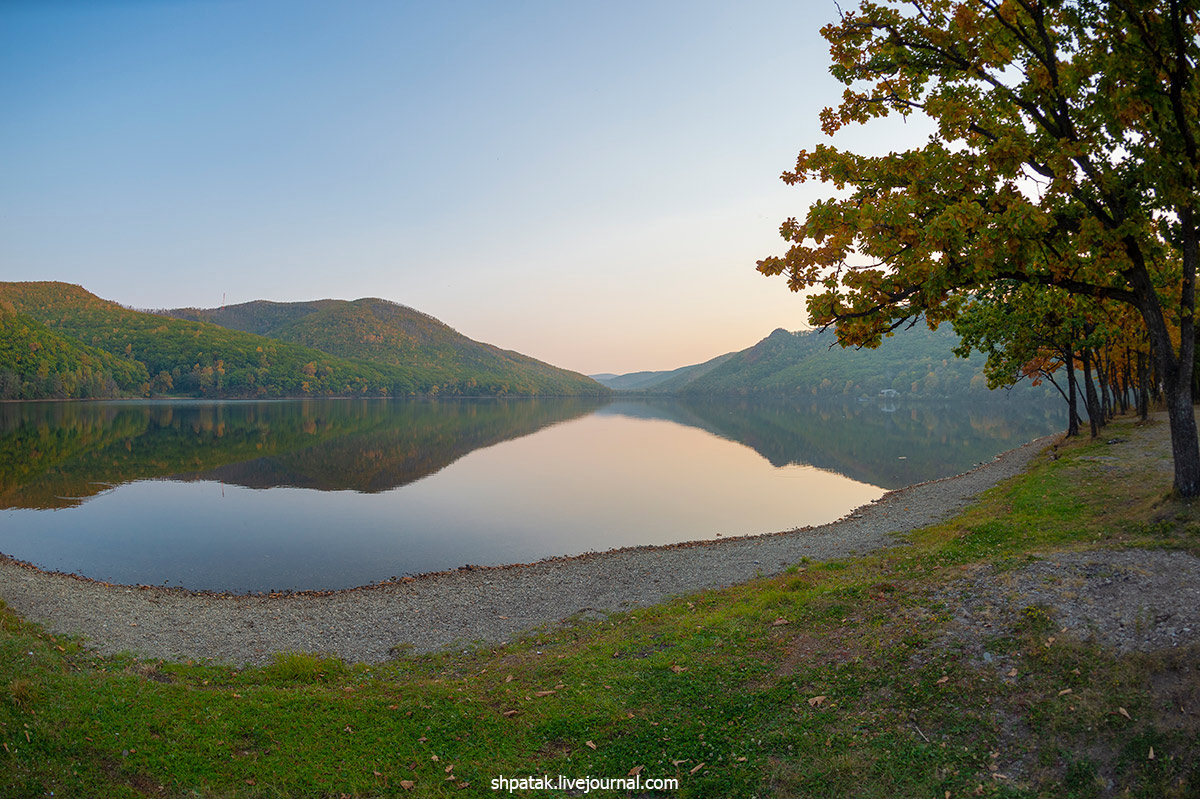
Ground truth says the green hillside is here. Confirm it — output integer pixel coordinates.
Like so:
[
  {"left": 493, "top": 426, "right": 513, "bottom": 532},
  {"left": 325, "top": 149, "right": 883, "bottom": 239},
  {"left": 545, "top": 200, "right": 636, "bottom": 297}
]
[
  {"left": 0, "top": 283, "right": 605, "bottom": 398},
  {"left": 600, "top": 324, "right": 1054, "bottom": 399},
  {"left": 165, "top": 297, "right": 603, "bottom": 396},
  {"left": 0, "top": 302, "right": 149, "bottom": 399}
]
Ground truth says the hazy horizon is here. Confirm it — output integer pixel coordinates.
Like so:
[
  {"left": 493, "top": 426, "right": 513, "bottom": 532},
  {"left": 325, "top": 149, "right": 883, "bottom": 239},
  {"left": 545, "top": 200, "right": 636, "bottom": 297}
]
[{"left": 2, "top": 0, "right": 930, "bottom": 375}]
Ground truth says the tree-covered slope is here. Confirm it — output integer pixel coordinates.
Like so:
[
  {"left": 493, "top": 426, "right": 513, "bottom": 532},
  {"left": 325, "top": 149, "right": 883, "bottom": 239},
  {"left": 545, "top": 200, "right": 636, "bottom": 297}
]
[
  {"left": 165, "top": 297, "right": 604, "bottom": 396},
  {"left": 0, "top": 282, "right": 408, "bottom": 397},
  {"left": 600, "top": 324, "right": 1053, "bottom": 399},
  {"left": 682, "top": 325, "right": 1001, "bottom": 397},
  {"left": 0, "top": 283, "right": 606, "bottom": 398},
  {"left": 0, "top": 302, "right": 149, "bottom": 399}
]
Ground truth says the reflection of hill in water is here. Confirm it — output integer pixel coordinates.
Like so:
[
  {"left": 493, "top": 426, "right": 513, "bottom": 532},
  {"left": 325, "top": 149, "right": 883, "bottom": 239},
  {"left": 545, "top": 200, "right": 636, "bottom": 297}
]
[
  {"left": 175, "top": 416, "right": 551, "bottom": 493},
  {"left": 0, "top": 398, "right": 601, "bottom": 508},
  {"left": 598, "top": 398, "right": 1065, "bottom": 489},
  {"left": 0, "top": 396, "right": 1064, "bottom": 509}
]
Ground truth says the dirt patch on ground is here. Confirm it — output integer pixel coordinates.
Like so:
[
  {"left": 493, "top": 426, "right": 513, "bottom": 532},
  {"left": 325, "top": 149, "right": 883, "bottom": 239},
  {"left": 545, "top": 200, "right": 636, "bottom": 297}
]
[
  {"left": 932, "top": 548, "right": 1200, "bottom": 792},
  {"left": 944, "top": 549, "right": 1200, "bottom": 655}
]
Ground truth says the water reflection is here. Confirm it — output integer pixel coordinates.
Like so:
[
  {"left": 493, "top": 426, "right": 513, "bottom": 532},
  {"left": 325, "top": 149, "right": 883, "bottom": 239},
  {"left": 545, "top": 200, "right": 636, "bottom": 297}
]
[
  {"left": 599, "top": 397, "right": 1065, "bottom": 489},
  {"left": 0, "top": 397, "right": 1063, "bottom": 592},
  {"left": 0, "top": 398, "right": 603, "bottom": 509}
]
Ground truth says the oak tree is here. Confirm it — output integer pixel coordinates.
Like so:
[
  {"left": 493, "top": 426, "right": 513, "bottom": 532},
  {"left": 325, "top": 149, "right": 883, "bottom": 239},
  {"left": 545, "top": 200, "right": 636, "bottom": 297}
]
[{"left": 759, "top": 0, "right": 1200, "bottom": 495}]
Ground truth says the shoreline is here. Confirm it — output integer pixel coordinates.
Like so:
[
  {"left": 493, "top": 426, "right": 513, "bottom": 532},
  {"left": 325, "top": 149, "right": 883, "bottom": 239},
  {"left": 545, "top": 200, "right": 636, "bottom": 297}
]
[{"left": 0, "top": 434, "right": 1056, "bottom": 664}]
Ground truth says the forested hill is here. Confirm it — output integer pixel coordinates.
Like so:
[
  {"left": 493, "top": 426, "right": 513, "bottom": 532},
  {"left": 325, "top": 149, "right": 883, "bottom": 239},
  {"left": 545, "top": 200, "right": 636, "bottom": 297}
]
[
  {"left": 0, "top": 282, "right": 606, "bottom": 399},
  {"left": 163, "top": 297, "right": 599, "bottom": 394},
  {"left": 0, "top": 302, "right": 149, "bottom": 399},
  {"left": 595, "top": 324, "right": 1053, "bottom": 399}
]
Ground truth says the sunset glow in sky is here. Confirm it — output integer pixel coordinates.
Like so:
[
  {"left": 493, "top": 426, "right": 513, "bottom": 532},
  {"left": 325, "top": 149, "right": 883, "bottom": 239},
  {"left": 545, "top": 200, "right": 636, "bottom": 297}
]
[{"left": 2, "top": 0, "right": 927, "bottom": 374}]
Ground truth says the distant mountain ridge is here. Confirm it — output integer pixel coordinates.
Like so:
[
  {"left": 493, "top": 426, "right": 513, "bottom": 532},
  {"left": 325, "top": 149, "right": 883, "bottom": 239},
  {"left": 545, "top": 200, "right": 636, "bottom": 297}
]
[
  {"left": 0, "top": 282, "right": 605, "bottom": 399},
  {"left": 589, "top": 351, "right": 736, "bottom": 392},
  {"left": 594, "top": 324, "right": 1050, "bottom": 399}
]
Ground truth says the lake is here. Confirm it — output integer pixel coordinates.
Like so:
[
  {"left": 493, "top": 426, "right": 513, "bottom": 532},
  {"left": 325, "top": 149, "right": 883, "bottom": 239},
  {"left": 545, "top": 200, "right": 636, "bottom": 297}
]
[{"left": 0, "top": 397, "right": 1064, "bottom": 593}]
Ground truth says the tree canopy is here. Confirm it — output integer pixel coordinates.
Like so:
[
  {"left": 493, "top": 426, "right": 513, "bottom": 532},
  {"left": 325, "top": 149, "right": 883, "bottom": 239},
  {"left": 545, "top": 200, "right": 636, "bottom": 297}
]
[{"left": 759, "top": 0, "right": 1200, "bottom": 494}]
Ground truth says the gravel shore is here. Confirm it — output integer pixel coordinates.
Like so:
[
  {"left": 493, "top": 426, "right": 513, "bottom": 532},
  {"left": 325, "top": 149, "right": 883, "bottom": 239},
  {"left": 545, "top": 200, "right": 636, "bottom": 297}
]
[{"left": 0, "top": 435, "right": 1052, "bottom": 665}]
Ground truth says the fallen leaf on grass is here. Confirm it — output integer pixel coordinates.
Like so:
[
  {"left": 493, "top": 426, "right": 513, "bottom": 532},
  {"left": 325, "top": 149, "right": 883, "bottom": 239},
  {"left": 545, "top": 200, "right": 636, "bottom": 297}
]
[
  {"left": 1117, "top": 707, "right": 1132, "bottom": 720},
  {"left": 399, "top": 779, "right": 415, "bottom": 790},
  {"left": 628, "top": 765, "right": 644, "bottom": 777},
  {"left": 936, "top": 676, "right": 949, "bottom": 685},
  {"left": 1057, "top": 688, "right": 1073, "bottom": 696},
  {"left": 670, "top": 665, "right": 687, "bottom": 674},
  {"left": 502, "top": 710, "right": 519, "bottom": 717},
  {"left": 807, "top": 695, "right": 827, "bottom": 707},
  {"left": 737, "top": 757, "right": 747, "bottom": 762},
  {"left": 504, "top": 675, "right": 514, "bottom": 683},
  {"left": 772, "top": 617, "right": 790, "bottom": 626},
  {"left": 534, "top": 690, "right": 556, "bottom": 697},
  {"left": 585, "top": 741, "right": 597, "bottom": 750},
  {"left": 1149, "top": 747, "right": 1156, "bottom": 760},
  {"left": 1007, "top": 668, "right": 1018, "bottom": 678},
  {"left": 690, "top": 762, "right": 706, "bottom": 774}
]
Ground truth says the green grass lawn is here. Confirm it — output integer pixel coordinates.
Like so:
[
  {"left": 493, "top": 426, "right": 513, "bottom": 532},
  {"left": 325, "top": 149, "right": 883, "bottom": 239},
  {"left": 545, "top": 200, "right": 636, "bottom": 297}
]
[{"left": 2, "top": 414, "right": 1198, "bottom": 797}]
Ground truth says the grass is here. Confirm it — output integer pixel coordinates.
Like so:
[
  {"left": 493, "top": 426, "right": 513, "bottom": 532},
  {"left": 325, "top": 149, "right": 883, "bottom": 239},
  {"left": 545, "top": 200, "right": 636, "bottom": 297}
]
[{"left": 2, "top": 414, "right": 1198, "bottom": 797}]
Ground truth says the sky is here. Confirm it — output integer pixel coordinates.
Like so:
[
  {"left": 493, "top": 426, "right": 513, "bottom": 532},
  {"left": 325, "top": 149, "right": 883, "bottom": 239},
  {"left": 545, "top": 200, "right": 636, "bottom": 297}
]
[{"left": 1, "top": 0, "right": 928, "bottom": 375}]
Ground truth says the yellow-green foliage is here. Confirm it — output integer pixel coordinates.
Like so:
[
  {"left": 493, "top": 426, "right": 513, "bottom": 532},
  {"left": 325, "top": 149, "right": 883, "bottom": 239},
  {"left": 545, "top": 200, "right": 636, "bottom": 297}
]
[
  {"left": 0, "top": 282, "right": 607, "bottom": 398},
  {"left": 0, "top": 303, "right": 148, "bottom": 399}
]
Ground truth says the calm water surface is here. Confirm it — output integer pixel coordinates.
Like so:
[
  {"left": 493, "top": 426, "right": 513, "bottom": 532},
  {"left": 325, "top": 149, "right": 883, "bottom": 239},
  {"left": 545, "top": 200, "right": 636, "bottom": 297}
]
[{"left": 0, "top": 397, "right": 1063, "bottom": 592}]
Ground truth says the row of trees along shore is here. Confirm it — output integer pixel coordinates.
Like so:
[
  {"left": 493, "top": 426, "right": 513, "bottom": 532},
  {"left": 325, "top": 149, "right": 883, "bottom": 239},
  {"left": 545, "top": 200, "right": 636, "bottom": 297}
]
[{"left": 759, "top": 0, "right": 1200, "bottom": 496}]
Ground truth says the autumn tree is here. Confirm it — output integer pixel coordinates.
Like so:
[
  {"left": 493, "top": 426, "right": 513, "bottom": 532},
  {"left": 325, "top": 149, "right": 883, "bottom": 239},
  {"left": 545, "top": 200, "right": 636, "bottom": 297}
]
[
  {"left": 952, "top": 284, "right": 1088, "bottom": 435},
  {"left": 759, "top": 0, "right": 1200, "bottom": 495}
]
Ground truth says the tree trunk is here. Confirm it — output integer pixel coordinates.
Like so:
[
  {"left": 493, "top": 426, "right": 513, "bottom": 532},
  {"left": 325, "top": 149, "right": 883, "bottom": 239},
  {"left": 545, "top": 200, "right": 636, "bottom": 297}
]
[
  {"left": 1164, "top": 368, "right": 1200, "bottom": 495},
  {"left": 1080, "top": 350, "right": 1102, "bottom": 438},
  {"left": 1138, "top": 350, "right": 1150, "bottom": 420},
  {"left": 1098, "top": 352, "right": 1112, "bottom": 421},
  {"left": 1064, "top": 350, "right": 1080, "bottom": 437},
  {"left": 1120, "top": 346, "right": 1132, "bottom": 415},
  {"left": 1123, "top": 217, "right": 1200, "bottom": 495}
]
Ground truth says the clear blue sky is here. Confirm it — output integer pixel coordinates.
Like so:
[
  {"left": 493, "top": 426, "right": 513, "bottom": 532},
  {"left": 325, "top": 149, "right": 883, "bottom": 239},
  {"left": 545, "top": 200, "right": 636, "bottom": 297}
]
[{"left": 1, "top": 0, "right": 925, "bottom": 374}]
